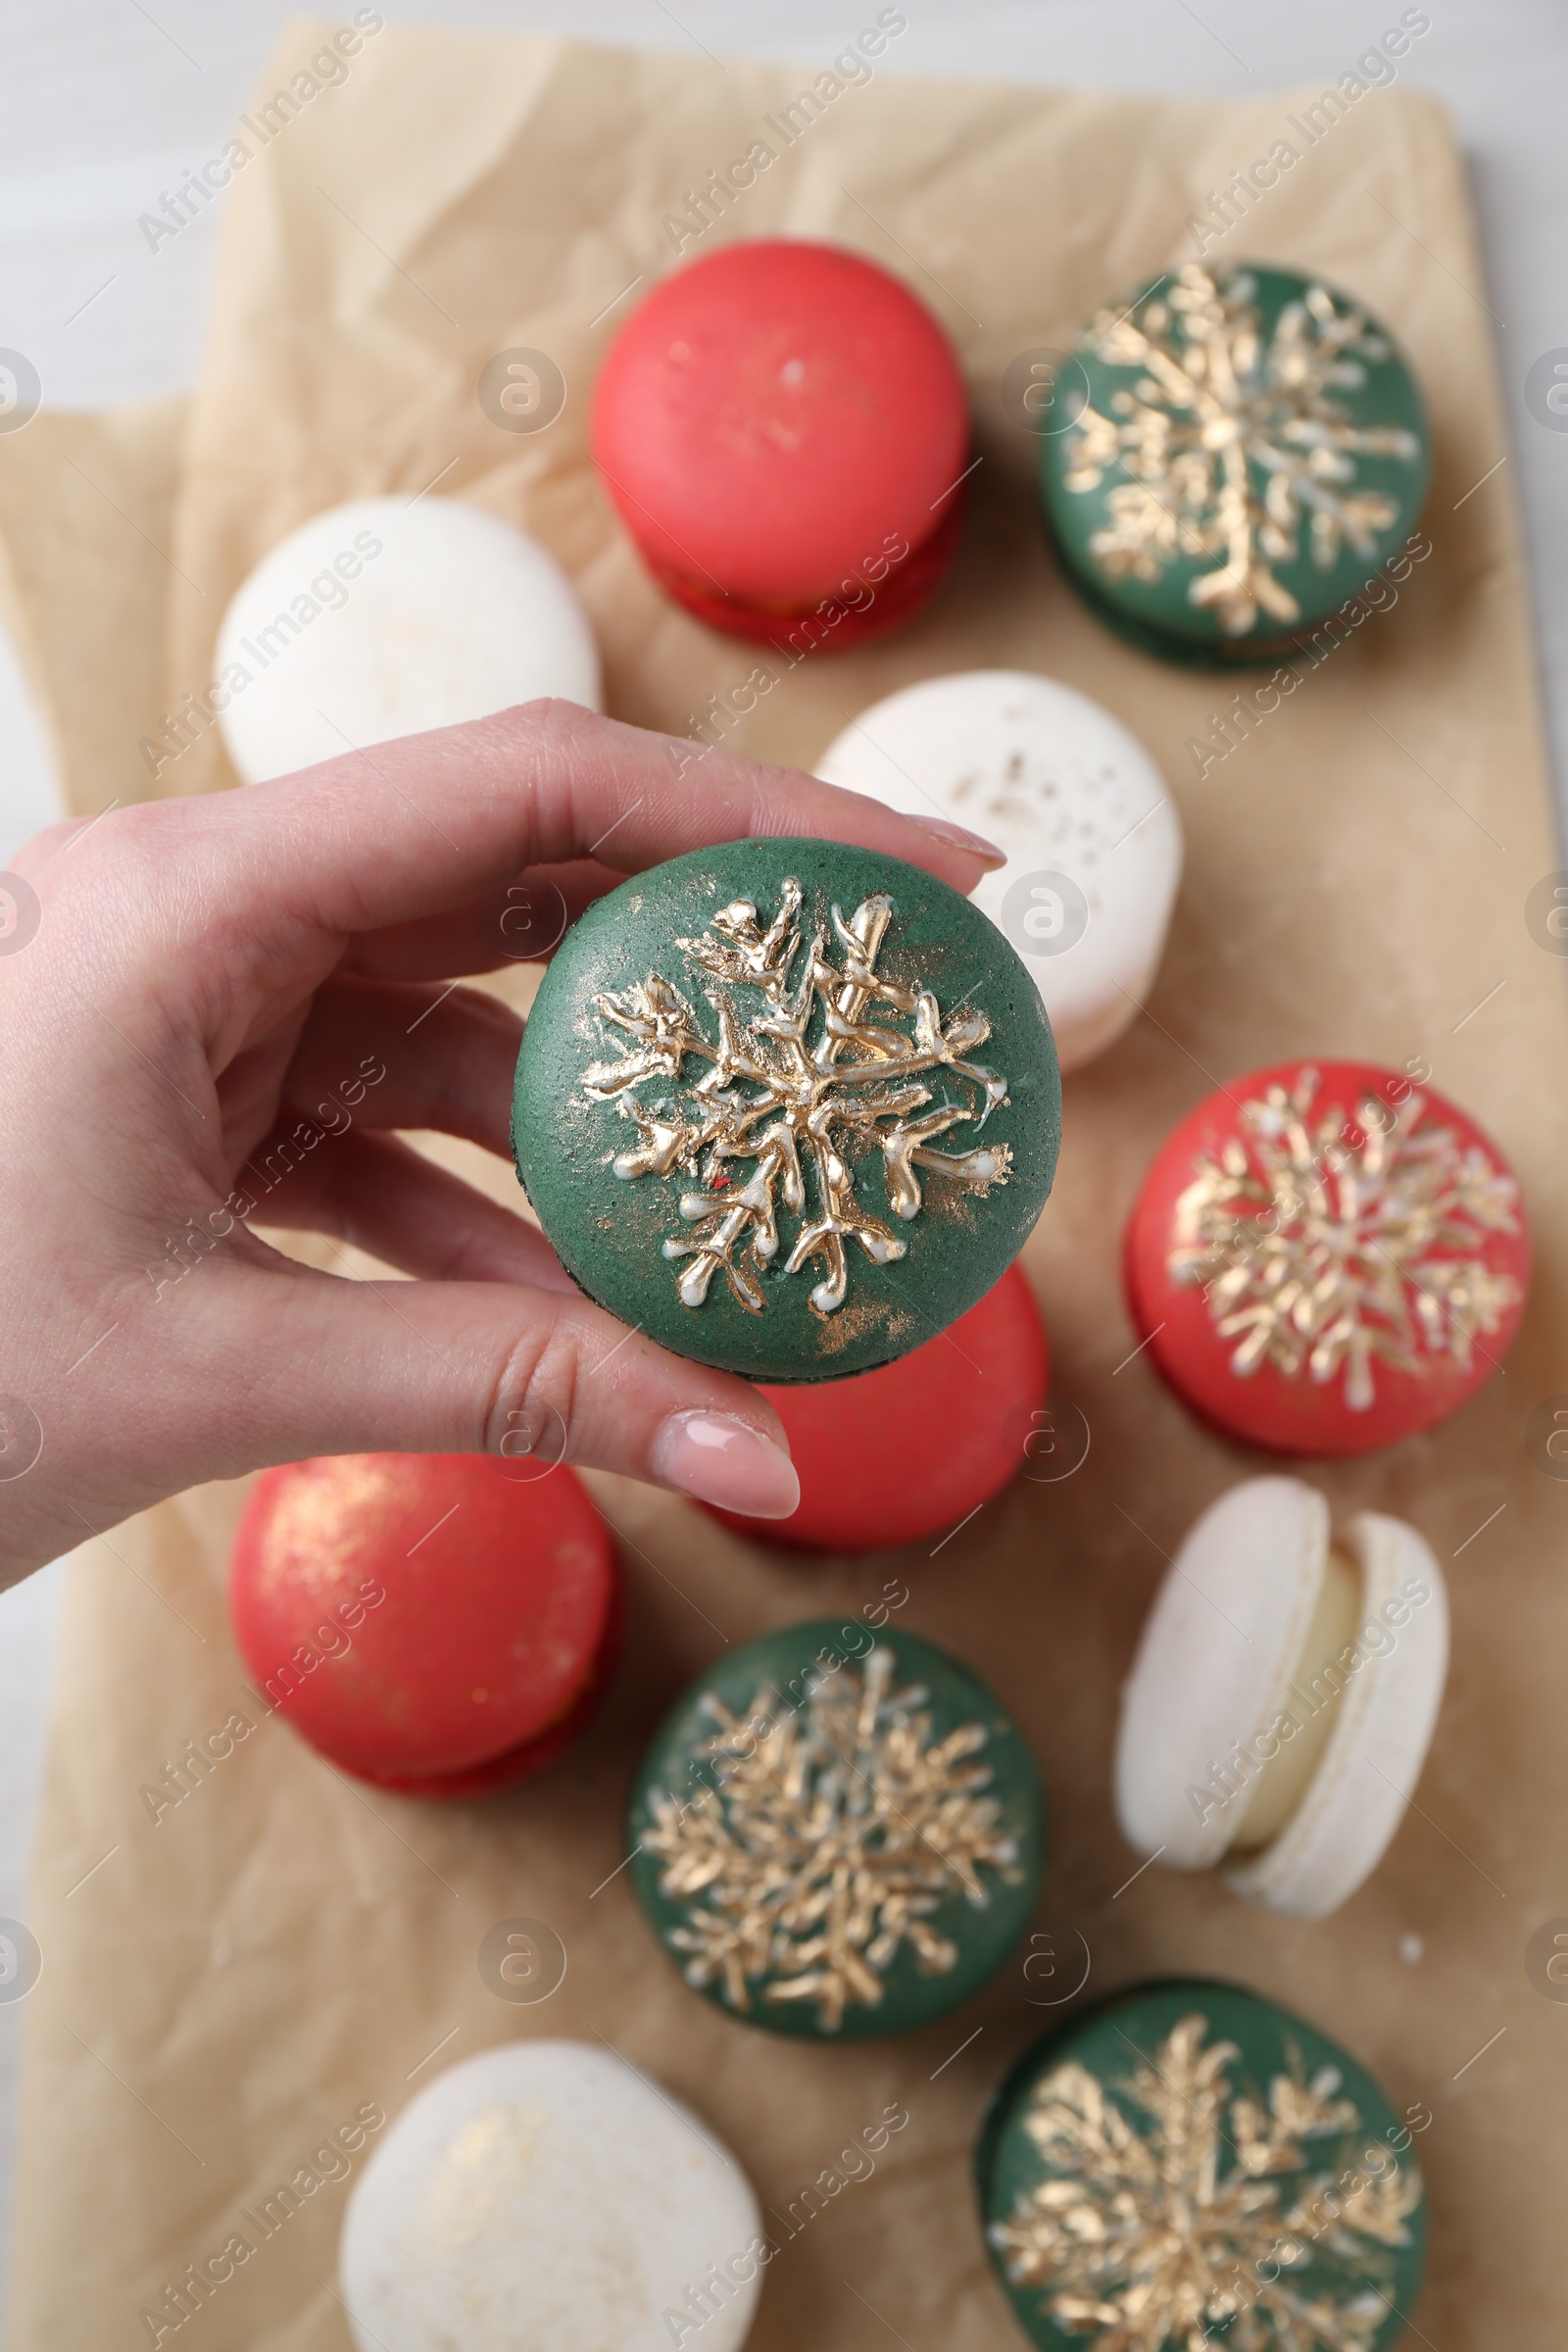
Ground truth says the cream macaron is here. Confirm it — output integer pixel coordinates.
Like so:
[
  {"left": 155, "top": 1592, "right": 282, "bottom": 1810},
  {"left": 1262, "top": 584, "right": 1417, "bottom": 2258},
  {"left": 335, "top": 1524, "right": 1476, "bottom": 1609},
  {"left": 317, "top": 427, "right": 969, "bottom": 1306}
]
[
  {"left": 338, "top": 2041, "right": 763, "bottom": 2352},
  {"left": 812, "top": 671, "right": 1181, "bottom": 1072},
  {"left": 1114, "top": 1477, "right": 1448, "bottom": 1920},
  {"left": 216, "top": 495, "right": 601, "bottom": 783}
]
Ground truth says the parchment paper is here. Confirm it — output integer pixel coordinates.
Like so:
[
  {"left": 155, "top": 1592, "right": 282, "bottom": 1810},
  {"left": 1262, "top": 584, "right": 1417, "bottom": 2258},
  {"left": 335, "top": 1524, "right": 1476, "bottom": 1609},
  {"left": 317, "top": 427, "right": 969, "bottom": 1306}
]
[{"left": 4, "top": 20, "right": 1566, "bottom": 2350}]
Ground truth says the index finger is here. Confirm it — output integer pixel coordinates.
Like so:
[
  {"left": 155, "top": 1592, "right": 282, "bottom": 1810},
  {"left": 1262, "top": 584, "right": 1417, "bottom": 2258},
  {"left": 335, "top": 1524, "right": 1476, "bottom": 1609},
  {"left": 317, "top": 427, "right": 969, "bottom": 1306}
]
[{"left": 188, "top": 700, "right": 1004, "bottom": 944}]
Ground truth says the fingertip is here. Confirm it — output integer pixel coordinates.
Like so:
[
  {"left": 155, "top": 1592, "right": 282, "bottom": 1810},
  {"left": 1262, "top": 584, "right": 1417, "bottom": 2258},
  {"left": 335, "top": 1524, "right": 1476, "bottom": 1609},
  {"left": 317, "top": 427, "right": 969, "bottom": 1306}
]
[
  {"left": 649, "top": 1408, "right": 801, "bottom": 1520},
  {"left": 902, "top": 812, "right": 1007, "bottom": 869}
]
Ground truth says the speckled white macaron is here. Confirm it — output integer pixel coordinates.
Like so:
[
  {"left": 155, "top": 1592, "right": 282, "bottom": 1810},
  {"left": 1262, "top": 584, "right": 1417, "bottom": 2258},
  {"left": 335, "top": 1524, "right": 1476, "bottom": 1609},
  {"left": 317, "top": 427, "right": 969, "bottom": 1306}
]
[
  {"left": 216, "top": 495, "right": 601, "bottom": 784},
  {"left": 1114, "top": 1477, "right": 1448, "bottom": 1920},
  {"left": 812, "top": 671, "right": 1181, "bottom": 1072},
  {"left": 338, "top": 2040, "right": 763, "bottom": 2352}
]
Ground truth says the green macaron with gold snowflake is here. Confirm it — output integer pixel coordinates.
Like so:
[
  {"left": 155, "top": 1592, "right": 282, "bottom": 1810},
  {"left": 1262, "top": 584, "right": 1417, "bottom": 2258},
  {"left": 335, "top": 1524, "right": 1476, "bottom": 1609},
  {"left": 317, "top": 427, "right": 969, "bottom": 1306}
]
[
  {"left": 627, "top": 1619, "right": 1045, "bottom": 2039},
  {"left": 512, "top": 837, "right": 1060, "bottom": 1382},
  {"left": 978, "top": 1977, "right": 1428, "bottom": 2351},
  {"left": 1039, "top": 262, "right": 1431, "bottom": 666}
]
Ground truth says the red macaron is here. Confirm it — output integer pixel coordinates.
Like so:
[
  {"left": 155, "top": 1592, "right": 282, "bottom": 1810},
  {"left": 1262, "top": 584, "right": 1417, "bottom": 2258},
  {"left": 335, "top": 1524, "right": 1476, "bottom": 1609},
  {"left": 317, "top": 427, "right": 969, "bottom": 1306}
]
[
  {"left": 1124, "top": 1058, "right": 1529, "bottom": 1457},
  {"left": 230, "top": 1453, "right": 621, "bottom": 1797},
  {"left": 591, "top": 237, "right": 970, "bottom": 646},
  {"left": 706, "top": 1261, "right": 1049, "bottom": 1551}
]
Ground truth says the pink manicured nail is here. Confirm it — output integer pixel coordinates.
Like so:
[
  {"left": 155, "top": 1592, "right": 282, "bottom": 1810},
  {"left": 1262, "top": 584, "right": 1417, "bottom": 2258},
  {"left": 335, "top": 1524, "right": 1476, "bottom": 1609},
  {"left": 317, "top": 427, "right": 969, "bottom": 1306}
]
[
  {"left": 651, "top": 1410, "right": 800, "bottom": 1520},
  {"left": 905, "top": 812, "right": 1006, "bottom": 866}
]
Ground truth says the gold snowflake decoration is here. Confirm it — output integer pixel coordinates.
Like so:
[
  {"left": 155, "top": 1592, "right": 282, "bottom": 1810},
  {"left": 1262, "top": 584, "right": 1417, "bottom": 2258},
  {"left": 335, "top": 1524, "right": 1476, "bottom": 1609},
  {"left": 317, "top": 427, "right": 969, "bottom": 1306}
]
[
  {"left": 1168, "top": 1066, "right": 1521, "bottom": 1411},
  {"left": 1062, "top": 266, "right": 1422, "bottom": 635},
  {"left": 639, "top": 1644, "right": 1021, "bottom": 2032},
  {"left": 992, "top": 2014, "right": 1423, "bottom": 2352},
  {"left": 582, "top": 877, "right": 1011, "bottom": 1315}
]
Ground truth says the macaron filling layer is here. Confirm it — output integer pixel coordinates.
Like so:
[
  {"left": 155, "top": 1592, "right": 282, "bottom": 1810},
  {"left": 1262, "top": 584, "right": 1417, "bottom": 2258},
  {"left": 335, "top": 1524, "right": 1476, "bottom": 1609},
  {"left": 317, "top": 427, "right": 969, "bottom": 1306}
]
[{"left": 1226, "top": 1542, "right": 1359, "bottom": 1854}]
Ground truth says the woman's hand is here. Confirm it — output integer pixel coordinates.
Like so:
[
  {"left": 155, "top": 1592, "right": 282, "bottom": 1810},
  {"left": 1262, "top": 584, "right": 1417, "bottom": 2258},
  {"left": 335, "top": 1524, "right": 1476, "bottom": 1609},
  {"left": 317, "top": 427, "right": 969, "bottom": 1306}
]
[{"left": 0, "top": 700, "right": 1001, "bottom": 1590}]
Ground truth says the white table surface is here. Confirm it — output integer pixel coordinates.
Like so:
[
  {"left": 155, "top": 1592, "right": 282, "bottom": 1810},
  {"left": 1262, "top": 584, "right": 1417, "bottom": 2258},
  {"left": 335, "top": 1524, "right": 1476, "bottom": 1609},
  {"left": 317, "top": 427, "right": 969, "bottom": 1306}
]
[{"left": 2, "top": 0, "right": 1565, "bottom": 2323}]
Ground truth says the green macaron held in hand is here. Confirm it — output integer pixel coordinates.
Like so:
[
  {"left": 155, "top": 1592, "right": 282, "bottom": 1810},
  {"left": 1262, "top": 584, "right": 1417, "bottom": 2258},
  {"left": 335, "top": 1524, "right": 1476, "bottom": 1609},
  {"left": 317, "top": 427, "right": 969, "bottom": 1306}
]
[
  {"left": 512, "top": 837, "right": 1060, "bottom": 1382},
  {"left": 627, "top": 1619, "right": 1045, "bottom": 2040}
]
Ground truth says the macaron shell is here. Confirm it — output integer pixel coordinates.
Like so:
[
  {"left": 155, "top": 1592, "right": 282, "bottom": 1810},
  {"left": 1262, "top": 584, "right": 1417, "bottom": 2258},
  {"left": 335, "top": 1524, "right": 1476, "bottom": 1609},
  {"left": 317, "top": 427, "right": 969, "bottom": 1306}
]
[
  {"left": 333, "top": 1576, "right": 625, "bottom": 1800},
  {"left": 217, "top": 495, "right": 601, "bottom": 783},
  {"left": 651, "top": 487, "right": 966, "bottom": 646},
  {"left": 591, "top": 238, "right": 968, "bottom": 610},
  {"left": 339, "top": 2040, "right": 761, "bottom": 2352},
  {"left": 702, "top": 1260, "right": 1049, "bottom": 1551},
  {"left": 1225, "top": 1513, "right": 1448, "bottom": 1919},
  {"left": 1114, "top": 1476, "right": 1330, "bottom": 1869},
  {"left": 1124, "top": 1059, "right": 1530, "bottom": 1456},
  {"left": 813, "top": 671, "right": 1182, "bottom": 1071}
]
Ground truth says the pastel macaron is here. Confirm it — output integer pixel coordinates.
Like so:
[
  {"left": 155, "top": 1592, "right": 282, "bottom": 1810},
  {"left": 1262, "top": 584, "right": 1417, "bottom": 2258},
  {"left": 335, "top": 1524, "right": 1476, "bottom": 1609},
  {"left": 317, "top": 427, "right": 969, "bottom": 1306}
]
[
  {"left": 215, "top": 494, "right": 601, "bottom": 782},
  {"left": 704, "top": 1261, "right": 1049, "bottom": 1551},
  {"left": 1124, "top": 1058, "right": 1530, "bottom": 1454},
  {"left": 339, "top": 2042, "right": 763, "bottom": 2352},
  {"left": 230, "top": 1453, "right": 620, "bottom": 1798},
  {"left": 980, "top": 1978, "right": 1427, "bottom": 2351},
  {"left": 591, "top": 238, "right": 969, "bottom": 645},
  {"left": 1115, "top": 1477, "right": 1448, "bottom": 1918},
  {"left": 813, "top": 671, "right": 1182, "bottom": 1070},
  {"left": 628, "top": 1619, "right": 1044, "bottom": 2037}
]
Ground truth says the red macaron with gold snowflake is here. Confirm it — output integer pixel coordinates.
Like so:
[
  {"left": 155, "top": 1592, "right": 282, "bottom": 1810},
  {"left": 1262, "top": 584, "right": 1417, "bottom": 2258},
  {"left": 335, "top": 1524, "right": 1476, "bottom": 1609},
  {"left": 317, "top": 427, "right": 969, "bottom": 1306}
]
[{"left": 1124, "top": 1059, "right": 1529, "bottom": 1456}]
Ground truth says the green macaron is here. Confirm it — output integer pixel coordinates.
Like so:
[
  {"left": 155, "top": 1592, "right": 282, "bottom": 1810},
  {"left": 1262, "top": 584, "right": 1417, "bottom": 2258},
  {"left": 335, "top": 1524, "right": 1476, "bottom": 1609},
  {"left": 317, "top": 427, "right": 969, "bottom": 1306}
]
[
  {"left": 1040, "top": 262, "right": 1430, "bottom": 668},
  {"left": 627, "top": 1619, "right": 1045, "bottom": 2039},
  {"left": 979, "top": 1977, "right": 1428, "bottom": 2351},
  {"left": 512, "top": 837, "right": 1060, "bottom": 1382}
]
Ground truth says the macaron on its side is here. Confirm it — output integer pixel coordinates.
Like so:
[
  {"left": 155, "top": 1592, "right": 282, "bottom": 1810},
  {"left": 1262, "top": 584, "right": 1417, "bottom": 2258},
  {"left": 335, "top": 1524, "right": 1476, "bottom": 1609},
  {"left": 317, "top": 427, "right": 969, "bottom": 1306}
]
[
  {"left": 216, "top": 495, "right": 602, "bottom": 783},
  {"left": 702, "top": 1260, "right": 1049, "bottom": 1551},
  {"left": 1123, "top": 1058, "right": 1530, "bottom": 1456},
  {"left": 339, "top": 2041, "right": 763, "bottom": 2352},
  {"left": 230, "top": 1453, "right": 620, "bottom": 1789},
  {"left": 1114, "top": 1475, "right": 1450, "bottom": 1920},
  {"left": 813, "top": 670, "right": 1182, "bottom": 1071},
  {"left": 591, "top": 238, "right": 969, "bottom": 640},
  {"left": 1224, "top": 1511, "right": 1448, "bottom": 1919}
]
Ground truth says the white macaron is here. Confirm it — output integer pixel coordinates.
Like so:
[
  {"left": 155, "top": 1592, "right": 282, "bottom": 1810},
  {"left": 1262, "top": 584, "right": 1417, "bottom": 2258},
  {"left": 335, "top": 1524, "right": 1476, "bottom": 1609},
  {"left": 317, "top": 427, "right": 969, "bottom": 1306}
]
[
  {"left": 339, "top": 2040, "right": 763, "bottom": 2352},
  {"left": 216, "top": 495, "right": 601, "bottom": 783},
  {"left": 1114, "top": 1477, "right": 1448, "bottom": 1921},
  {"left": 812, "top": 671, "right": 1181, "bottom": 1072}
]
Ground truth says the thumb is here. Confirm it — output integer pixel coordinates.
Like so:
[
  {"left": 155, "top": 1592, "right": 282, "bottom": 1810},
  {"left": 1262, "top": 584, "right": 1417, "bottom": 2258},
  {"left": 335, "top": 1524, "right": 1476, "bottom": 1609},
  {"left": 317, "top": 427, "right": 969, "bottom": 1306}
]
[{"left": 209, "top": 1259, "right": 801, "bottom": 1517}]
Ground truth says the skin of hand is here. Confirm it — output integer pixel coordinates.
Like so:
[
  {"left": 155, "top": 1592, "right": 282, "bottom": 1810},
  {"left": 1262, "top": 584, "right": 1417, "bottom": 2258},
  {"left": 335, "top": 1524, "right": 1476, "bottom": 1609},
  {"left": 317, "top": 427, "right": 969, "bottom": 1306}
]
[{"left": 0, "top": 699, "right": 1003, "bottom": 1592}]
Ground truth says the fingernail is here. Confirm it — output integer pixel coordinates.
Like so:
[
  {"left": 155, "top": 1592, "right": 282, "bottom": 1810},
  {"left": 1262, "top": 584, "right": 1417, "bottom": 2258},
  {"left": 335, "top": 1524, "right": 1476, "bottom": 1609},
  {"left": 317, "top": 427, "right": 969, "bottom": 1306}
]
[
  {"left": 905, "top": 813, "right": 1006, "bottom": 867},
  {"left": 651, "top": 1410, "right": 800, "bottom": 1520}
]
